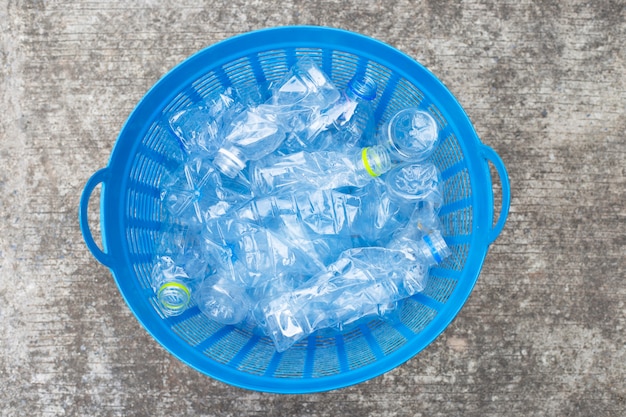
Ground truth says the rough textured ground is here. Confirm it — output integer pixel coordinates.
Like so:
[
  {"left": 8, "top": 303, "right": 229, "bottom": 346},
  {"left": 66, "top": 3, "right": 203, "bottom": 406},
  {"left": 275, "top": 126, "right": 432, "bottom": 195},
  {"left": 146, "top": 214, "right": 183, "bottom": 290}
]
[{"left": 0, "top": 0, "right": 624, "bottom": 416}]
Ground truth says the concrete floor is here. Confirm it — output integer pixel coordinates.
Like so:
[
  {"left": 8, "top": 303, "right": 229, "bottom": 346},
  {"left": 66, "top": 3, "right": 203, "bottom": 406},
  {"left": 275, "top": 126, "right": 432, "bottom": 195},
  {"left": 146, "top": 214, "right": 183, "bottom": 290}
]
[{"left": 1, "top": 0, "right": 624, "bottom": 415}]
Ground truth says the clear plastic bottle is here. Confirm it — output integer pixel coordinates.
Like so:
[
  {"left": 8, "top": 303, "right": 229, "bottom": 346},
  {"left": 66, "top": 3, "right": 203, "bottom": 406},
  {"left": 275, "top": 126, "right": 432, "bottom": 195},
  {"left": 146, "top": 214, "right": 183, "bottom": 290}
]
[
  {"left": 167, "top": 87, "right": 244, "bottom": 157},
  {"left": 230, "top": 191, "right": 356, "bottom": 268},
  {"left": 384, "top": 162, "right": 443, "bottom": 209},
  {"left": 195, "top": 270, "right": 252, "bottom": 325},
  {"left": 194, "top": 218, "right": 326, "bottom": 325},
  {"left": 159, "top": 156, "right": 254, "bottom": 225},
  {"left": 150, "top": 223, "right": 210, "bottom": 317},
  {"left": 212, "top": 104, "right": 287, "bottom": 178},
  {"left": 257, "top": 227, "right": 451, "bottom": 352},
  {"left": 250, "top": 145, "right": 392, "bottom": 196},
  {"left": 271, "top": 57, "right": 340, "bottom": 108},
  {"left": 297, "top": 75, "right": 378, "bottom": 151},
  {"left": 379, "top": 108, "right": 439, "bottom": 162},
  {"left": 205, "top": 219, "right": 323, "bottom": 288},
  {"left": 151, "top": 257, "right": 194, "bottom": 317},
  {"left": 356, "top": 162, "right": 443, "bottom": 245}
]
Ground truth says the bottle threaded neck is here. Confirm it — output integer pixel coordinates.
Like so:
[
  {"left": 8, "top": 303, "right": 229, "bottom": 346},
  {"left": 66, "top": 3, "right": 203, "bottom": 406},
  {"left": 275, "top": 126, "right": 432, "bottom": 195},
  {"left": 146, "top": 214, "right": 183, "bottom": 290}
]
[
  {"left": 361, "top": 145, "right": 392, "bottom": 177},
  {"left": 347, "top": 76, "right": 377, "bottom": 101},
  {"left": 157, "top": 281, "right": 191, "bottom": 316},
  {"left": 214, "top": 147, "right": 246, "bottom": 178}
]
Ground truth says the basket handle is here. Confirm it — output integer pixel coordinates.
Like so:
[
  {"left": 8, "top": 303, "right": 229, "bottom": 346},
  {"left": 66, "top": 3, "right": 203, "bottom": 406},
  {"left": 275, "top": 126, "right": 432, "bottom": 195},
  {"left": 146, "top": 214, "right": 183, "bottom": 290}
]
[
  {"left": 79, "top": 168, "right": 113, "bottom": 267},
  {"left": 480, "top": 145, "right": 511, "bottom": 244}
]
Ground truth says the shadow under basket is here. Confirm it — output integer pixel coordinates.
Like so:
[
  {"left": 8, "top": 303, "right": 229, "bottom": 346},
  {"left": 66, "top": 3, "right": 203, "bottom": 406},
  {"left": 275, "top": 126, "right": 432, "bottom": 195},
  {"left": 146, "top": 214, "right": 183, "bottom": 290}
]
[{"left": 79, "top": 26, "right": 511, "bottom": 393}]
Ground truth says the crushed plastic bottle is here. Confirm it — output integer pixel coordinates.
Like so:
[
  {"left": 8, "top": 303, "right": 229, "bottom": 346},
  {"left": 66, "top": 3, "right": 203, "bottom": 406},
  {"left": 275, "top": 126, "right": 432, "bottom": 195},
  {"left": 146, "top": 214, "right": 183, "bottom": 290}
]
[
  {"left": 270, "top": 57, "right": 343, "bottom": 153},
  {"left": 167, "top": 88, "right": 244, "bottom": 156},
  {"left": 250, "top": 144, "right": 391, "bottom": 195},
  {"left": 150, "top": 223, "right": 210, "bottom": 316},
  {"left": 159, "top": 156, "right": 254, "bottom": 225},
  {"left": 213, "top": 104, "right": 287, "bottom": 178},
  {"left": 384, "top": 162, "right": 443, "bottom": 209},
  {"left": 257, "top": 224, "right": 451, "bottom": 352},
  {"left": 298, "top": 75, "right": 378, "bottom": 151},
  {"left": 195, "top": 270, "right": 252, "bottom": 325}
]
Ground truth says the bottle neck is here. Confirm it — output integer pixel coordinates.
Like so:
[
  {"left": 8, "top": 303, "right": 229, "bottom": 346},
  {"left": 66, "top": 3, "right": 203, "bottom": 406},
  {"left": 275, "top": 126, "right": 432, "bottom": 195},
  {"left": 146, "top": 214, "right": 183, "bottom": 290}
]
[
  {"left": 346, "top": 77, "right": 377, "bottom": 102},
  {"left": 357, "top": 145, "right": 392, "bottom": 178},
  {"left": 214, "top": 146, "right": 247, "bottom": 178}
]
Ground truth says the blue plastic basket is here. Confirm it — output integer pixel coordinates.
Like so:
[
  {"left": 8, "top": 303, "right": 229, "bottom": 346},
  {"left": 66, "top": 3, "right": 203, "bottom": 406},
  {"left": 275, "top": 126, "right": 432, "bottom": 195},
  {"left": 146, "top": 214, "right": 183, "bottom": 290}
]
[{"left": 79, "top": 26, "right": 510, "bottom": 393}]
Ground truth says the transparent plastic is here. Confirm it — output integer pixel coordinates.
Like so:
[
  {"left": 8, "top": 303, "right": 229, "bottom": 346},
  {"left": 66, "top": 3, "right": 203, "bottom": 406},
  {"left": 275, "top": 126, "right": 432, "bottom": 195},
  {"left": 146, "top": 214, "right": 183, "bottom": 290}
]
[
  {"left": 380, "top": 108, "right": 439, "bottom": 162},
  {"left": 250, "top": 145, "right": 391, "bottom": 195},
  {"left": 213, "top": 104, "right": 287, "bottom": 178},
  {"left": 305, "top": 75, "right": 378, "bottom": 151},
  {"left": 159, "top": 157, "right": 253, "bottom": 225},
  {"left": 167, "top": 87, "right": 244, "bottom": 156},
  {"left": 258, "top": 222, "right": 451, "bottom": 352}
]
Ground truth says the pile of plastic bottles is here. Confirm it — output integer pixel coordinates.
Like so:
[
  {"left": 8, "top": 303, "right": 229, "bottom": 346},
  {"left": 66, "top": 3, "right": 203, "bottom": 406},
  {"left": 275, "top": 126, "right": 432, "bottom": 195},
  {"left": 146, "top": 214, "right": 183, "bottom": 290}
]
[{"left": 151, "top": 57, "right": 451, "bottom": 352}]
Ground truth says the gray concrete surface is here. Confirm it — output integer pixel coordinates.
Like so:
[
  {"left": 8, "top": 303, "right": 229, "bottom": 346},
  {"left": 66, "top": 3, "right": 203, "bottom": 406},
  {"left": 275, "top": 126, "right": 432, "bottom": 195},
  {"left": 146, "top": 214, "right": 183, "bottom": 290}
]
[{"left": 1, "top": 0, "right": 624, "bottom": 416}]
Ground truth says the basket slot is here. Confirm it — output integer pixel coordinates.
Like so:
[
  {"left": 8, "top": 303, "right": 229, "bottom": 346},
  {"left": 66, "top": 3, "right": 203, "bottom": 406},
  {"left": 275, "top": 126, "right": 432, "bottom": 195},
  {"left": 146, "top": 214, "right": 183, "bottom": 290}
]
[
  {"left": 210, "top": 65, "right": 233, "bottom": 90},
  {"left": 295, "top": 47, "right": 324, "bottom": 66},
  {"left": 302, "top": 337, "right": 317, "bottom": 378},
  {"left": 226, "top": 334, "right": 261, "bottom": 369},
  {"left": 130, "top": 147, "right": 176, "bottom": 188},
  {"left": 439, "top": 159, "right": 467, "bottom": 182},
  {"left": 334, "top": 334, "right": 350, "bottom": 373},
  {"left": 360, "top": 324, "right": 385, "bottom": 360},
  {"left": 330, "top": 50, "right": 360, "bottom": 88},
  {"left": 344, "top": 327, "right": 378, "bottom": 370},
  {"left": 321, "top": 48, "right": 333, "bottom": 80},
  {"left": 222, "top": 56, "right": 257, "bottom": 90},
  {"left": 126, "top": 228, "right": 150, "bottom": 258},
  {"left": 243, "top": 52, "right": 268, "bottom": 87},
  {"left": 192, "top": 71, "right": 226, "bottom": 101},
  {"left": 126, "top": 187, "right": 160, "bottom": 223},
  {"left": 132, "top": 261, "right": 154, "bottom": 290},
  {"left": 311, "top": 340, "right": 343, "bottom": 377},
  {"left": 126, "top": 226, "right": 158, "bottom": 256},
  {"left": 203, "top": 327, "right": 250, "bottom": 365},
  {"left": 256, "top": 49, "right": 290, "bottom": 84},
  {"left": 421, "top": 275, "right": 458, "bottom": 305},
  {"left": 399, "top": 298, "right": 438, "bottom": 335},
  {"left": 370, "top": 322, "right": 408, "bottom": 356},
  {"left": 376, "top": 77, "right": 425, "bottom": 126},
  {"left": 427, "top": 103, "right": 448, "bottom": 131},
  {"left": 127, "top": 178, "right": 161, "bottom": 199},
  {"left": 191, "top": 320, "right": 234, "bottom": 353},
  {"left": 388, "top": 318, "right": 417, "bottom": 340},
  {"left": 430, "top": 133, "right": 464, "bottom": 173},
  {"left": 439, "top": 205, "right": 473, "bottom": 237},
  {"left": 144, "top": 122, "right": 181, "bottom": 160},
  {"left": 160, "top": 305, "right": 200, "bottom": 325},
  {"left": 351, "top": 55, "right": 371, "bottom": 86},
  {"left": 161, "top": 90, "right": 198, "bottom": 116},
  {"left": 441, "top": 169, "right": 472, "bottom": 204},
  {"left": 441, "top": 234, "right": 471, "bottom": 246},
  {"left": 372, "top": 70, "right": 399, "bottom": 125},
  {"left": 438, "top": 197, "right": 472, "bottom": 217},
  {"left": 170, "top": 310, "right": 218, "bottom": 345},
  {"left": 273, "top": 348, "right": 305, "bottom": 378},
  {"left": 438, "top": 243, "right": 470, "bottom": 272},
  {"left": 236, "top": 339, "right": 277, "bottom": 376}
]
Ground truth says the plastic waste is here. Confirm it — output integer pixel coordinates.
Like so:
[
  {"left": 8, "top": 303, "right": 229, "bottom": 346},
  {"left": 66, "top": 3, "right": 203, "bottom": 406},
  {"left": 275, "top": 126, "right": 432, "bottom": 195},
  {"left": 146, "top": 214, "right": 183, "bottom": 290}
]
[
  {"left": 257, "top": 225, "right": 451, "bottom": 351},
  {"left": 250, "top": 145, "right": 391, "bottom": 196},
  {"left": 167, "top": 87, "right": 244, "bottom": 156},
  {"left": 213, "top": 104, "right": 287, "bottom": 178},
  {"left": 379, "top": 108, "right": 439, "bottom": 162}
]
